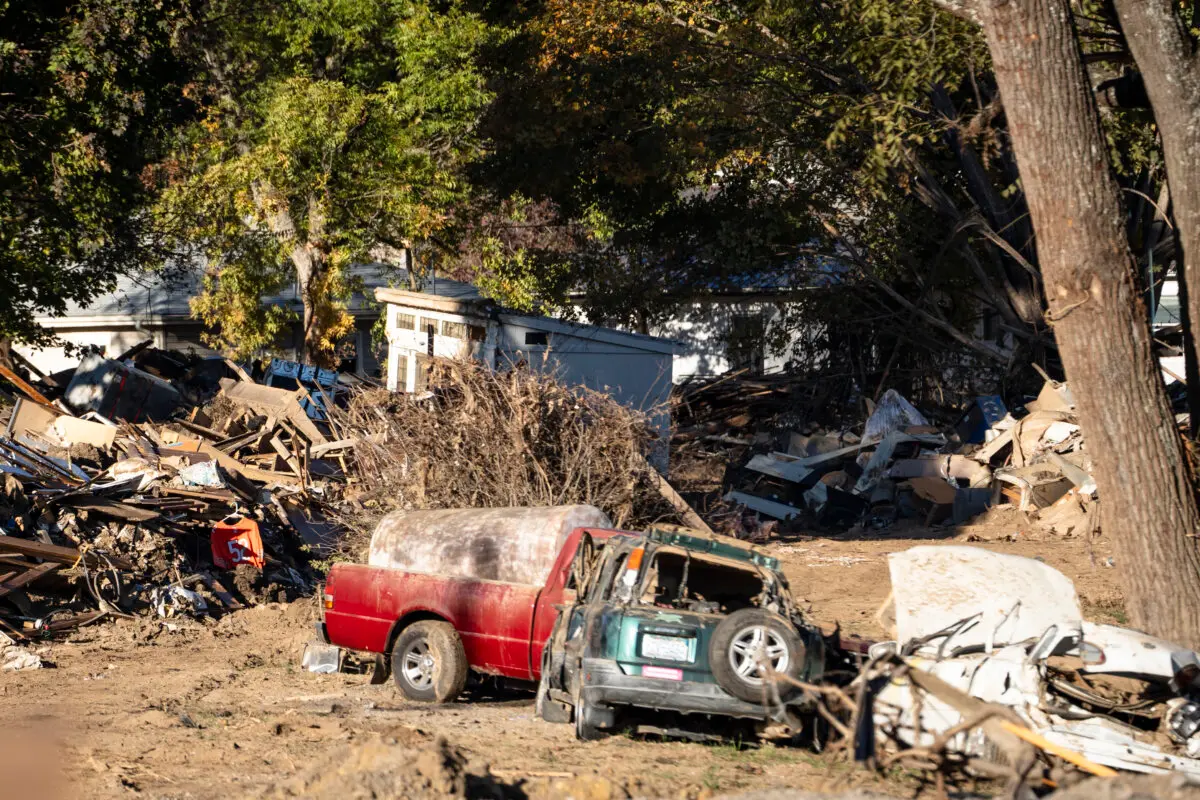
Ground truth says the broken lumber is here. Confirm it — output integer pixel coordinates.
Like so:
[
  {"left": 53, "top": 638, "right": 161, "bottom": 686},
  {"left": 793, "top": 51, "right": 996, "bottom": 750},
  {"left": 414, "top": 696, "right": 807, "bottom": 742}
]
[
  {"left": 0, "top": 562, "right": 60, "bottom": 599},
  {"left": 0, "top": 536, "right": 132, "bottom": 570},
  {"left": 218, "top": 379, "right": 328, "bottom": 445},
  {"left": 0, "top": 363, "right": 54, "bottom": 407},
  {"left": 641, "top": 457, "right": 714, "bottom": 534}
]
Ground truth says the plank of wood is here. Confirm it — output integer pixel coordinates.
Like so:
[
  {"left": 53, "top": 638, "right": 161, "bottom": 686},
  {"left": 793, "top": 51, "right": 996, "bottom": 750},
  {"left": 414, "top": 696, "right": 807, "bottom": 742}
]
[
  {"left": 10, "top": 350, "right": 58, "bottom": 387},
  {"left": 159, "top": 486, "right": 236, "bottom": 503},
  {"left": 222, "top": 358, "right": 254, "bottom": 384},
  {"left": 112, "top": 338, "right": 153, "bottom": 363},
  {"left": 200, "top": 574, "right": 244, "bottom": 610},
  {"left": 217, "top": 429, "right": 263, "bottom": 454},
  {"left": 196, "top": 442, "right": 303, "bottom": 487},
  {"left": 173, "top": 418, "right": 227, "bottom": 441},
  {"left": 0, "top": 536, "right": 132, "bottom": 570},
  {"left": 0, "top": 363, "right": 53, "bottom": 407},
  {"left": 270, "top": 436, "right": 303, "bottom": 478},
  {"left": 57, "top": 496, "right": 161, "bottom": 522},
  {"left": 641, "top": 457, "right": 713, "bottom": 534},
  {"left": 0, "top": 562, "right": 59, "bottom": 598}
]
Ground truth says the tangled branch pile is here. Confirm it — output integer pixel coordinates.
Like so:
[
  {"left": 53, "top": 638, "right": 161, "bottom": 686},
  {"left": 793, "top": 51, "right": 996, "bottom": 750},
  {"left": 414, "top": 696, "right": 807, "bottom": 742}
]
[{"left": 329, "top": 359, "right": 681, "bottom": 557}]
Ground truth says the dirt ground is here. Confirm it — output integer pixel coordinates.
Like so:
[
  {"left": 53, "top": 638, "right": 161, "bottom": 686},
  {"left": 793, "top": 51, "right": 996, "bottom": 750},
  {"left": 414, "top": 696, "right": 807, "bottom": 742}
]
[{"left": 0, "top": 521, "right": 1125, "bottom": 800}]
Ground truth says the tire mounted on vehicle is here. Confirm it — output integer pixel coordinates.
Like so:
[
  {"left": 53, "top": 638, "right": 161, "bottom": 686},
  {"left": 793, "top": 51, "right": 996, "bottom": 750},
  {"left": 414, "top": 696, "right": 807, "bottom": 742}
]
[
  {"left": 708, "top": 608, "right": 806, "bottom": 704},
  {"left": 391, "top": 620, "right": 469, "bottom": 703}
]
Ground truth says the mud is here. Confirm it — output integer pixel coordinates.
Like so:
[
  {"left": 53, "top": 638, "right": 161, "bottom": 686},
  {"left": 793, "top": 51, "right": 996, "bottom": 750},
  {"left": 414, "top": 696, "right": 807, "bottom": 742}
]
[{"left": 0, "top": 530, "right": 1127, "bottom": 798}]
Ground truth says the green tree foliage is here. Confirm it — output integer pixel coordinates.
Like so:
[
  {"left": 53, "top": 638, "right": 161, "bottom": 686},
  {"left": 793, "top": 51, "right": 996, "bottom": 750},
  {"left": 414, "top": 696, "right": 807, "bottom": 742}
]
[
  {"left": 157, "top": 0, "right": 490, "bottom": 364},
  {"left": 0, "top": 0, "right": 189, "bottom": 347},
  {"left": 472, "top": 1, "right": 988, "bottom": 326},
  {"left": 469, "top": 0, "right": 1170, "bottom": 397}
]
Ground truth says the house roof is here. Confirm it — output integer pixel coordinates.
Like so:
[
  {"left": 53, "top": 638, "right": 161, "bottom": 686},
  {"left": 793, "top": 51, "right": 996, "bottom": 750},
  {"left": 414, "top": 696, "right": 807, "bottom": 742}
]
[
  {"left": 37, "top": 261, "right": 466, "bottom": 326},
  {"left": 375, "top": 286, "right": 677, "bottom": 355},
  {"left": 374, "top": 283, "right": 484, "bottom": 314},
  {"left": 497, "top": 312, "right": 678, "bottom": 355}
]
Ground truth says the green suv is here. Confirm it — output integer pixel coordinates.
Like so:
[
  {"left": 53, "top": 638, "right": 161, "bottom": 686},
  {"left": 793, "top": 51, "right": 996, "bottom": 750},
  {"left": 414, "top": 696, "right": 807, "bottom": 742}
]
[{"left": 536, "top": 526, "right": 828, "bottom": 740}]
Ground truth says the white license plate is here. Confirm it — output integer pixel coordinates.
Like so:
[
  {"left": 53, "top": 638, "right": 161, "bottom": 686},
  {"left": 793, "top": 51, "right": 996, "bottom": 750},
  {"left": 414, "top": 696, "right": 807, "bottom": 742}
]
[{"left": 641, "top": 633, "right": 691, "bottom": 662}]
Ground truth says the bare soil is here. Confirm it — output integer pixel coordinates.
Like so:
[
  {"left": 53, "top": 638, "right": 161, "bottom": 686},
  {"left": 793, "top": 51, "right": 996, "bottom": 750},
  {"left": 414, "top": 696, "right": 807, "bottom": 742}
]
[{"left": 0, "top": 526, "right": 1124, "bottom": 799}]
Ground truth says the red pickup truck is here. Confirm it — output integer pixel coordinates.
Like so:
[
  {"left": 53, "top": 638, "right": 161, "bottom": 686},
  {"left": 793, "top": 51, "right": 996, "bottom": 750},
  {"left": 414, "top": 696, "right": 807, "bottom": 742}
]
[{"left": 320, "top": 505, "right": 621, "bottom": 702}]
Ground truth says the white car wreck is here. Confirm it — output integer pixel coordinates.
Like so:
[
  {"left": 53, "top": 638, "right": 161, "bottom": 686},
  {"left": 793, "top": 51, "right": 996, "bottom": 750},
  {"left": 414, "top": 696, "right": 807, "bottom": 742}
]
[{"left": 870, "top": 546, "right": 1200, "bottom": 776}]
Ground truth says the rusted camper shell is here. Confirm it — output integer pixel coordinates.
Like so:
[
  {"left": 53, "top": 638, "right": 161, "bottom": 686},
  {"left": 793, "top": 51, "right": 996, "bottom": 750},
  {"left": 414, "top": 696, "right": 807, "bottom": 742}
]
[{"left": 367, "top": 505, "right": 612, "bottom": 586}]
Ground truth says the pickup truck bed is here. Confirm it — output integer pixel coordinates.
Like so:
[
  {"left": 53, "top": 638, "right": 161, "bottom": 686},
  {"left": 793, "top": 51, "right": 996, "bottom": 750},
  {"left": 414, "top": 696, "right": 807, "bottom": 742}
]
[
  {"left": 322, "top": 527, "right": 626, "bottom": 689},
  {"left": 325, "top": 566, "right": 545, "bottom": 680}
]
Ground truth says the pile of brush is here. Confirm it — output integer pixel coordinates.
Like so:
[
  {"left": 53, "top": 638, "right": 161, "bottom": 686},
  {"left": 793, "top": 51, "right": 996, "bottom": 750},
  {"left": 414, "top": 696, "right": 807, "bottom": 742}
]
[{"left": 328, "top": 359, "right": 682, "bottom": 558}]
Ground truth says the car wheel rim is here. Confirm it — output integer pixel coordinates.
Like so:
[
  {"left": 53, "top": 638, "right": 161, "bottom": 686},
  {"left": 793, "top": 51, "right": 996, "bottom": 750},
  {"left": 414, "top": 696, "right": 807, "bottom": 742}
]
[
  {"left": 402, "top": 640, "right": 435, "bottom": 690},
  {"left": 728, "top": 626, "right": 789, "bottom": 685}
]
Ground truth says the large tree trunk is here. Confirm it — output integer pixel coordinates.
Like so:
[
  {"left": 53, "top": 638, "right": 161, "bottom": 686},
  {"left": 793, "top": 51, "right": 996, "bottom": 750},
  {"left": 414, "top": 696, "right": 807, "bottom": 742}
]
[
  {"left": 1111, "top": 0, "right": 1200, "bottom": 440},
  {"left": 939, "top": 0, "right": 1200, "bottom": 647}
]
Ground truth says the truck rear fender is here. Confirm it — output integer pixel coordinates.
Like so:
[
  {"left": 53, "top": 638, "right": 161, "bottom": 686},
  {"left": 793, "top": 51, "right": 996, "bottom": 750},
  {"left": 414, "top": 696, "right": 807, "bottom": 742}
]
[{"left": 383, "top": 609, "right": 451, "bottom": 662}]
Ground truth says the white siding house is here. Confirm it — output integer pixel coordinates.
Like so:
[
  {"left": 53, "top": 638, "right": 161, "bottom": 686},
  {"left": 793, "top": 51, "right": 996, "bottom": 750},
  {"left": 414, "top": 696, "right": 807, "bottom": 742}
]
[{"left": 375, "top": 286, "right": 677, "bottom": 465}]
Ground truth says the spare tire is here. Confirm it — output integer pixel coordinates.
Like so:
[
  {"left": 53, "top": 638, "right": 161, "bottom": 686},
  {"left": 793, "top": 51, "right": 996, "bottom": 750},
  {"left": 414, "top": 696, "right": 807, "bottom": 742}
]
[{"left": 708, "top": 608, "right": 806, "bottom": 704}]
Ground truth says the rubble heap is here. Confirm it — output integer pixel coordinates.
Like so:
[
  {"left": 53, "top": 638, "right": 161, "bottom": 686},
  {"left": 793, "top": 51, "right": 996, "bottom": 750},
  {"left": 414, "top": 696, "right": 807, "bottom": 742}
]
[
  {"left": 717, "top": 378, "right": 1098, "bottom": 536},
  {"left": 0, "top": 348, "right": 357, "bottom": 658}
]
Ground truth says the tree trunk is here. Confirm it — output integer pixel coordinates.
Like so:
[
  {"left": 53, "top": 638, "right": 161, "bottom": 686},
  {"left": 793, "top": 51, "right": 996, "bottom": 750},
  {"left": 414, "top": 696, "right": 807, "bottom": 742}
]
[
  {"left": 1111, "top": 0, "right": 1200, "bottom": 440},
  {"left": 940, "top": 0, "right": 1200, "bottom": 647},
  {"left": 291, "top": 243, "right": 327, "bottom": 366}
]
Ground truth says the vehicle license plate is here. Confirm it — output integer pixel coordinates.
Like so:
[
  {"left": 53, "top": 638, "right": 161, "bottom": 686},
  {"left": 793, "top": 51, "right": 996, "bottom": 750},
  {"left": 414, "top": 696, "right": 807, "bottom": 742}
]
[
  {"left": 642, "top": 665, "right": 683, "bottom": 681},
  {"left": 641, "top": 633, "right": 690, "bottom": 662}
]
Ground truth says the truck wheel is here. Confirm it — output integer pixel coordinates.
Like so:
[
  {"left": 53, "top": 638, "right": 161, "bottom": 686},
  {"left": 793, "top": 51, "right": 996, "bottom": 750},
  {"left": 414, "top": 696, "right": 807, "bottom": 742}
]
[
  {"left": 392, "top": 621, "right": 468, "bottom": 703},
  {"left": 709, "top": 608, "right": 805, "bottom": 704},
  {"left": 574, "top": 698, "right": 607, "bottom": 741}
]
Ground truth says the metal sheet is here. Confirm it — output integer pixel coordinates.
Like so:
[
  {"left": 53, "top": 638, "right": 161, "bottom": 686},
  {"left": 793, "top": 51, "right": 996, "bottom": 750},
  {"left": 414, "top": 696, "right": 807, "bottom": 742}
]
[
  {"left": 1081, "top": 622, "right": 1190, "bottom": 679},
  {"left": 889, "top": 546, "right": 1082, "bottom": 652}
]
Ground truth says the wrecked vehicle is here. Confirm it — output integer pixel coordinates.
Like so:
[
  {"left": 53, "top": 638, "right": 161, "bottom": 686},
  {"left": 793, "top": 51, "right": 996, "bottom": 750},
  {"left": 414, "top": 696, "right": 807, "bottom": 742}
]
[
  {"left": 320, "top": 505, "right": 624, "bottom": 702},
  {"left": 869, "top": 546, "right": 1200, "bottom": 776},
  {"left": 537, "top": 525, "right": 828, "bottom": 740}
]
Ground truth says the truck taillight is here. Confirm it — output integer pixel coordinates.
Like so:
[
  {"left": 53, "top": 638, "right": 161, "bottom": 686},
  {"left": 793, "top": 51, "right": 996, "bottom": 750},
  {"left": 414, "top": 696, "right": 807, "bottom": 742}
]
[
  {"left": 323, "top": 592, "right": 335, "bottom": 609},
  {"left": 621, "top": 546, "right": 645, "bottom": 588}
]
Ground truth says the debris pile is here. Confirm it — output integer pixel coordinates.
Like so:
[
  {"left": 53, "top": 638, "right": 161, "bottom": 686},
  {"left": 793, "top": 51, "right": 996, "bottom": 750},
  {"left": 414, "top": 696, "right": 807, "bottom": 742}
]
[
  {"left": 0, "top": 348, "right": 354, "bottom": 646},
  {"left": 861, "top": 547, "right": 1200, "bottom": 781},
  {"left": 751, "top": 546, "right": 1200, "bottom": 790},
  {"left": 327, "top": 358, "right": 686, "bottom": 558},
  {"left": 713, "top": 379, "right": 1097, "bottom": 536},
  {"left": 674, "top": 370, "right": 855, "bottom": 448}
]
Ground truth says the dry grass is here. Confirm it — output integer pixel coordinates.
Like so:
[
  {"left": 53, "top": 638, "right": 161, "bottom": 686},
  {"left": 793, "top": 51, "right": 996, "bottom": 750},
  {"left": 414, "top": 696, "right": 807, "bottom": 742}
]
[{"left": 328, "top": 358, "right": 682, "bottom": 558}]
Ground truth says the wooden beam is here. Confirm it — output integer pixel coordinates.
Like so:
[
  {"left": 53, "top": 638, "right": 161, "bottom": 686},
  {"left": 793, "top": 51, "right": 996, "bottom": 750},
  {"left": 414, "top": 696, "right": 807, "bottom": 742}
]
[
  {"left": 0, "top": 363, "right": 53, "bottom": 407},
  {"left": 641, "top": 457, "right": 714, "bottom": 534},
  {"left": 0, "top": 562, "right": 59, "bottom": 599},
  {"left": 0, "top": 537, "right": 132, "bottom": 570}
]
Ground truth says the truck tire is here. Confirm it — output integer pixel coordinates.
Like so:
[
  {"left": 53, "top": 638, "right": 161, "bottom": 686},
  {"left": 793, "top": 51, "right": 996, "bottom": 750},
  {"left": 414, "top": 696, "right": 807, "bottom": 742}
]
[
  {"left": 708, "top": 608, "right": 805, "bottom": 704},
  {"left": 574, "top": 697, "right": 607, "bottom": 741},
  {"left": 392, "top": 620, "right": 468, "bottom": 703}
]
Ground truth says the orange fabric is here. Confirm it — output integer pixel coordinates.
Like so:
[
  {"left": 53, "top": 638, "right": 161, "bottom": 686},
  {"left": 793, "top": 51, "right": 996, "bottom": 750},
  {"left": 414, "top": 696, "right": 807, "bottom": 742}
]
[{"left": 211, "top": 516, "right": 265, "bottom": 569}]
